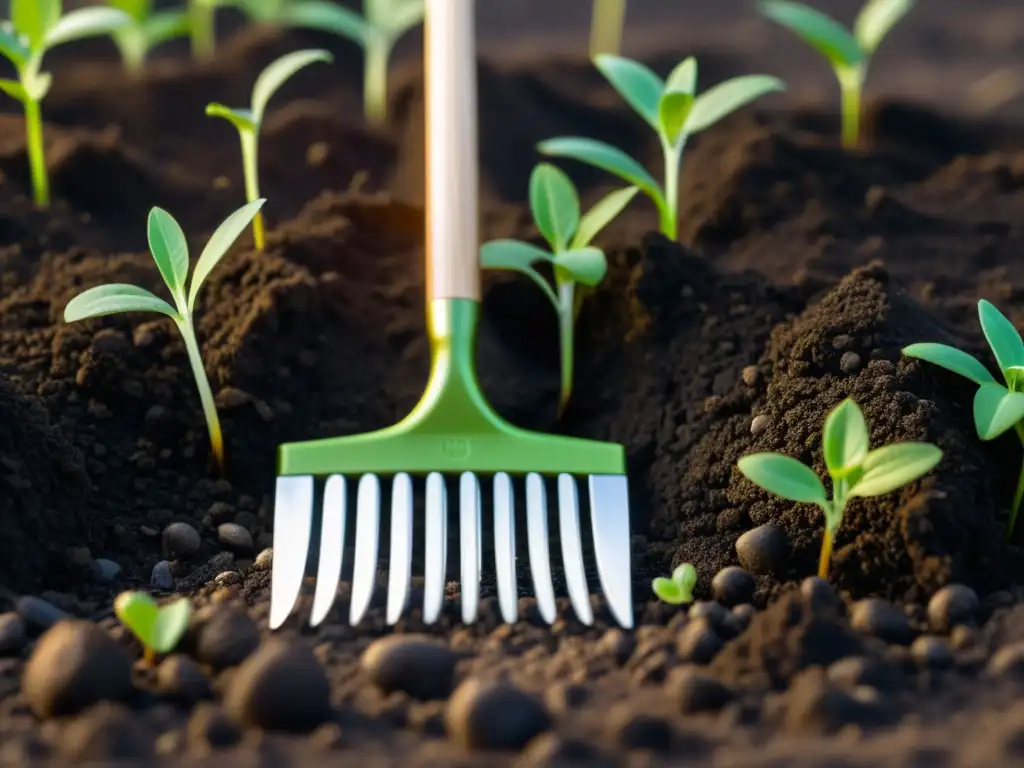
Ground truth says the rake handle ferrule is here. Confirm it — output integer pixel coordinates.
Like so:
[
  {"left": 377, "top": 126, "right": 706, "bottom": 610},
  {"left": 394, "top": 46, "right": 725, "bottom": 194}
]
[{"left": 425, "top": 0, "right": 480, "bottom": 302}]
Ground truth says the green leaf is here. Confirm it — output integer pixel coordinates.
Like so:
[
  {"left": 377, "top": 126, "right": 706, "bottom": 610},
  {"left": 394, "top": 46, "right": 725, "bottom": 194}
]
[
  {"left": 658, "top": 57, "right": 697, "bottom": 145},
  {"left": 850, "top": 442, "right": 942, "bottom": 497},
  {"left": 529, "top": 163, "right": 580, "bottom": 252},
  {"left": 147, "top": 207, "right": 190, "bottom": 299},
  {"left": 593, "top": 54, "right": 663, "bottom": 130},
  {"left": 760, "top": 0, "right": 864, "bottom": 69},
  {"left": 0, "top": 77, "right": 27, "bottom": 102},
  {"left": 822, "top": 398, "right": 870, "bottom": 477},
  {"left": 973, "top": 383, "right": 1024, "bottom": 441},
  {"left": 538, "top": 137, "right": 663, "bottom": 205},
  {"left": 684, "top": 75, "right": 786, "bottom": 135},
  {"left": 479, "top": 239, "right": 558, "bottom": 309},
  {"left": 12, "top": 0, "right": 60, "bottom": 50},
  {"left": 205, "top": 103, "right": 256, "bottom": 133},
  {"left": 141, "top": 10, "right": 191, "bottom": 46},
  {"left": 44, "top": 7, "right": 132, "bottom": 49},
  {"left": 188, "top": 199, "right": 266, "bottom": 312},
  {"left": 737, "top": 453, "right": 829, "bottom": 506},
  {"left": 64, "top": 283, "right": 178, "bottom": 322},
  {"left": 552, "top": 247, "right": 607, "bottom": 287},
  {"left": 664, "top": 56, "right": 697, "bottom": 96},
  {"left": 902, "top": 342, "right": 996, "bottom": 386},
  {"left": 854, "top": 0, "right": 914, "bottom": 55},
  {"left": 651, "top": 562, "right": 696, "bottom": 605},
  {"left": 114, "top": 591, "right": 159, "bottom": 648},
  {"left": 277, "top": 0, "right": 370, "bottom": 44},
  {"left": 251, "top": 48, "right": 332, "bottom": 124},
  {"left": 107, "top": 0, "right": 150, "bottom": 23},
  {"left": 978, "top": 299, "right": 1024, "bottom": 376},
  {"left": 0, "top": 24, "right": 30, "bottom": 66},
  {"left": 571, "top": 186, "right": 639, "bottom": 248},
  {"left": 151, "top": 598, "right": 192, "bottom": 653}
]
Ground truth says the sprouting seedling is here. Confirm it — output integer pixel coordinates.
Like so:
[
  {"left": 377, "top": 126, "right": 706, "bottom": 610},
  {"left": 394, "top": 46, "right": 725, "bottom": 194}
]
[
  {"left": 206, "top": 49, "right": 332, "bottom": 251},
  {"left": 233, "top": 0, "right": 423, "bottom": 125},
  {"left": 652, "top": 562, "right": 696, "bottom": 605},
  {"left": 480, "top": 163, "right": 638, "bottom": 415},
  {"left": 737, "top": 398, "right": 942, "bottom": 580},
  {"left": 64, "top": 200, "right": 265, "bottom": 475},
  {"left": 0, "top": 0, "right": 131, "bottom": 207},
  {"left": 904, "top": 300, "right": 1024, "bottom": 539},
  {"left": 114, "top": 591, "right": 192, "bottom": 665},
  {"left": 760, "top": 0, "right": 915, "bottom": 149},
  {"left": 538, "top": 56, "right": 784, "bottom": 241},
  {"left": 186, "top": 0, "right": 229, "bottom": 60},
  {"left": 589, "top": 0, "right": 627, "bottom": 58},
  {"left": 106, "top": 0, "right": 190, "bottom": 74}
]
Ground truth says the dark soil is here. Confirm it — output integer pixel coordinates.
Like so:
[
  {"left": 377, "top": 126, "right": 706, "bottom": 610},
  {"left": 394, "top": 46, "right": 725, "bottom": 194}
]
[{"left": 5, "top": 1, "right": 1024, "bottom": 765}]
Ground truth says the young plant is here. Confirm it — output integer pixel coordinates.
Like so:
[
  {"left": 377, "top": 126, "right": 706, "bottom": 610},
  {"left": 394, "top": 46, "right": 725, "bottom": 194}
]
[
  {"left": 538, "top": 56, "right": 784, "bottom": 240},
  {"left": 480, "top": 163, "right": 638, "bottom": 415},
  {"left": 737, "top": 398, "right": 942, "bottom": 579},
  {"left": 904, "top": 300, "right": 1024, "bottom": 539},
  {"left": 63, "top": 200, "right": 265, "bottom": 474},
  {"left": 206, "top": 49, "right": 332, "bottom": 250},
  {"left": 233, "top": 0, "right": 423, "bottom": 125},
  {"left": 590, "top": 0, "right": 627, "bottom": 58},
  {"left": 0, "top": 1, "right": 131, "bottom": 207},
  {"left": 760, "top": 0, "right": 915, "bottom": 149},
  {"left": 187, "top": 0, "right": 228, "bottom": 60},
  {"left": 114, "top": 591, "right": 192, "bottom": 665},
  {"left": 652, "top": 562, "right": 696, "bottom": 605},
  {"left": 106, "top": 0, "right": 190, "bottom": 74}
]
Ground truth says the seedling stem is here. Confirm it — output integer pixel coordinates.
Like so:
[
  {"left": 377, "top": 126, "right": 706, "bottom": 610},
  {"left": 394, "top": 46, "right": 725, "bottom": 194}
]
[
  {"left": 23, "top": 95, "right": 48, "bottom": 207},
  {"left": 179, "top": 315, "right": 225, "bottom": 473},
  {"left": 365, "top": 35, "right": 389, "bottom": 126},
  {"left": 839, "top": 67, "right": 862, "bottom": 149},
  {"left": 239, "top": 131, "right": 265, "bottom": 249},
  {"left": 189, "top": 0, "right": 216, "bottom": 59},
  {"left": 589, "top": 0, "right": 627, "bottom": 58}
]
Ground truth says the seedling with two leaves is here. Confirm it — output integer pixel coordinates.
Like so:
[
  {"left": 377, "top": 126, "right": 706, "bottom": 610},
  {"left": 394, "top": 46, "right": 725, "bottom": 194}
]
[
  {"left": 738, "top": 398, "right": 942, "bottom": 579},
  {"left": 652, "top": 562, "right": 696, "bottom": 605},
  {"left": 64, "top": 200, "right": 266, "bottom": 475},
  {"left": 539, "top": 55, "right": 784, "bottom": 240},
  {"left": 0, "top": 0, "right": 131, "bottom": 207},
  {"left": 904, "top": 300, "right": 1024, "bottom": 539},
  {"left": 207, "top": 49, "right": 332, "bottom": 250},
  {"left": 760, "top": 0, "right": 915, "bottom": 148},
  {"left": 480, "top": 163, "right": 638, "bottom": 414},
  {"left": 106, "top": 0, "right": 190, "bottom": 73},
  {"left": 234, "top": 0, "right": 423, "bottom": 124},
  {"left": 114, "top": 591, "right": 192, "bottom": 665}
]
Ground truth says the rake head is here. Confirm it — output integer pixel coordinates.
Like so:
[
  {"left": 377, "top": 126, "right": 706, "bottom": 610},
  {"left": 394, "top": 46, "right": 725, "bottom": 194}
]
[{"left": 269, "top": 299, "right": 634, "bottom": 630}]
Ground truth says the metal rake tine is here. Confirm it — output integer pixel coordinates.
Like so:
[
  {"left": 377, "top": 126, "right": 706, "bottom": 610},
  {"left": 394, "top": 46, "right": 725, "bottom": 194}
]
[
  {"left": 349, "top": 474, "right": 381, "bottom": 625},
  {"left": 460, "top": 472, "right": 482, "bottom": 623},
  {"left": 525, "top": 473, "right": 557, "bottom": 624},
  {"left": 423, "top": 472, "right": 448, "bottom": 624},
  {"left": 386, "top": 473, "right": 414, "bottom": 625},
  {"left": 589, "top": 475, "right": 634, "bottom": 629},
  {"left": 310, "top": 475, "right": 346, "bottom": 627},
  {"left": 494, "top": 472, "right": 518, "bottom": 623},
  {"left": 269, "top": 476, "right": 315, "bottom": 630},
  {"left": 557, "top": 474, "right": 593, "bottom": 626}
]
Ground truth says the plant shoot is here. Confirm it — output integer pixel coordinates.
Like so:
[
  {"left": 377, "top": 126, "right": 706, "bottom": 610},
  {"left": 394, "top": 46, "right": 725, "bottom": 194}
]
[
  {"left": 206, "top": 49, "right": 332, "bottom": 250},
  {"left": 904, "top": 300, "right": 1024, "bottom": 539},
  {"left": 590, "top": 0, "right": 627, "bottom": 58},
  {"left": 760, "top": 0, "right": 915, "bottom": 148},
  {"left": 539, "top": 55, "right": 784, "bottom": 240},
  {"left": 480, "top": 163, "right": 638, "bottom": 415},
  {"left": 738, "top": 398, "right": 942, "bottom": 579},
  {"left": 0, "top": 0, "right": 131, "bottom": 207},
  {"left": 64, "top": 201, "right": 266, "bottom": 474},
  {"left": 652, "top": 562, "right": 696, "bottom": 605},
  {"left": 187, "top": 0, "right": 225, "bottom": 59},
  {"left": 106, "top": 0, "right": 190, "bottom": 73},
  {"left": 114, "top": 591, "right": 192, "bottom": 665}
]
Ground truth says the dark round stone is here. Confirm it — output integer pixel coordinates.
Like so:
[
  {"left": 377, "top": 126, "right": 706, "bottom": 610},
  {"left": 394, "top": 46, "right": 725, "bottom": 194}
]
[
  {"left": 850, "top": 598, "right": 914, "bottom": 645},
  {"left": 361, "top": 635, "right": 459, "bottom": 700},
  {"left": 800, "top": 577, "right": 841, "bottom": 615},
  {"left": 609, "top": 709, "right": 672, "bottom": 753},
  {"left": 729, "top": 603, "right": 756, "bottom": 633},
  {"left": 187, "top": 703, "right": 241, "bottom": 750},
  {"left": 446, "top": 678, "right": 551, "bottom": 751},
  {"left": 156, "top": 654, "right": 210, "bottom": 703},
  {"left": 986, "top": 642, "right": 1024, "bottom": 678},
  {"left": 927, "top": 585, "right": 979, "bottom": 633},
  {"left": 735, "top": 525, "right": 789, "bottom": 576},
  {"left": 688, "top": 601, "right": 730, "bottom": 632},
  {"left": 669, "top": 668, "right": 735, "bottom": 713},
  {"left": 839, "top": 351, "right": 862, "bottom": 374},
  {"left": 910, "top": 636, "right": 953, "bottom": 668},
  {"left": 675, "top": 618, "right": 723, "bottom": 665},
  {"left": 59, "top": 703, "right": 153, "bottom": 763},
  {"left": 163, "top": 522, "right": 201, "bottom": 559},
  {"left": 195, "top": 607, "right": 260, "bottom": 669},
  {"left": 711, "top": 566, "right": 756, "bottom": 607}
]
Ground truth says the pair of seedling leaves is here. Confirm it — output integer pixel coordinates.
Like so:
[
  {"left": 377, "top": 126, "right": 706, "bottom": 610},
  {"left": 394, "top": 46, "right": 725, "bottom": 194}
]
[
  {"left": 652, "top": 562, "right": 697, "bottom": 606},
  {"left": 115, "top": 591, "right": 192, "bottom": 661}
]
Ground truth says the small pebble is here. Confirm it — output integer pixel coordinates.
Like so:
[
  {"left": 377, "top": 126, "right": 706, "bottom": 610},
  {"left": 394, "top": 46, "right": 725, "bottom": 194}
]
[
  {"left": 735, "top": 525, "right": 789, "bottom": 576},
  {"left": 254, "top": 549, "right": 273, "bottom": 570},
  {"left": 151, "top": 561, "right": 174, "bottom": 589},
  {"left": 669, "top": 668, "right": 735, "bottom": 713},
  {"left": 520, "top": 733, "right": 607, "bottom": 765},
  {"left": 163, "top": 522, "right": 202, "bottom": 559},
  {"left": 0, "top": 612, "right": 26, "bottom": 655},
  {"left": 446, "top": 678, "right": 551, "bottom": 751},
  {"left": 750, "top": 414, "right": 771, "bottom": 436},
  {"left": 361, "top": 635, "right": 459, "bottom": 700},
  {"left": 711, "top": 566, "right": 756, "bottom": 606},
  {"left": 826, "top": 656, "right": 894, "bottom": 691},
  {"left": 92, "top": 559, "right": 122, "bottom": 582},
  {"left": 910, "top": 636, "right": 953, "bottom": 668},
  {"left": 800, "top": 577, "right": 841, "bottom": 615},
  {"left": 15, "top": 596, "right": 70, "bottom": 631},
  {"left": 217, "top": 523, "right": 253, "bottom": 554},
  {"left": 851, "top": 598, "right": 914, "bottom": 645},
  {"left": 741, "top": 366, "right": 760, "bottom": 386},
  {"left": 195, "top": 608, "right": 260, "bottom": 669},
  {"left": 730, "top": 603, "right": 756, "bottom": 632},
  {"left": 596, "top": 629, "right": 635, "bottom": 665},
  {"left": 839, "top": 351, "right": 862, "bottom": 374},
  {"left": 950, "top": 624, "right": 979, "bottom": 650},
  {"left": 675, "top": 618, "right": 723, "bottom": 664},
  {"left": 609, "top": 708, "right": 672, "bottom": 753},
  {"left": 224, "top": 639, "right": 331, "bottom": 732},
  {"left": 986, "top": 642, "right": 1024, "bottom": 678},
  {"left": 928, "top": 584, "right": 979, "bottom": 633},
  {"left": 157, "top": 654, "right": 211, "bottom": 702},
  {"left": 188, "top": 703, "right": 241, "bottom": 751},
  {"left": 59, "top": 702, "right": 153, "bottom": 763},
  {"left": 688, "top": 601, "right": 729, "bottom": 632}
]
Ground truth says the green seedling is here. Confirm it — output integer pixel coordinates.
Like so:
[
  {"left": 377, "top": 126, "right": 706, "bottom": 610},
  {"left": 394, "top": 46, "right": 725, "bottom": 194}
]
[
  {"left": 904, "top": 300, "right": 1024, "bottom": 539},
  {"left": 539, "top": 55, "right": 784, "bottom": 240},
  {"left": 0, "top": 0, "right": 131, "bottom": 207},
  {"left": 738, "top": 398, "right": 942, "bottom": 579},
  {"left": 590, "top": 0, "right": 627, "bottom": 58},
  {"left": 64, "top": 200, "right": 265, "bottom": 474},
  {"left": 187, "top": 0, "right": 228, "bottom": 60},
  {"left": 480, "top": 163, "right": 638, "bottom": 415},
  {"left": 114, "top": 591, "right": 192, "bottom": 665},
  {"left": 206, "top": 49, "right": 332, "bottom": 251},
  {"left": 652, "top": 562, "right": 696, "bottom": 605},
  {"left": 234, "top": 0, "right": 423, "bottom": 125},
  {"left": 760, "top": 0, "right": 915, "bottom": 148},
  {"left": 106, "top": 0, "right": 190, "bottom": 73}
]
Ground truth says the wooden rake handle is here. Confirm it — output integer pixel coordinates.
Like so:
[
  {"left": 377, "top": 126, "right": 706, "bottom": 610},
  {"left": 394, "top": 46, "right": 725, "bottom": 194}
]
[{"left": 424, "top": 0, "right": 480, "bottom": 302}]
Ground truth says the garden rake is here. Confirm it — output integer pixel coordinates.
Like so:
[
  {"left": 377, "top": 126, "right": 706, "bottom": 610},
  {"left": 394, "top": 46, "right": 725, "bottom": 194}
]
[{"left": 268, "top": 0, "right": 634, "bottom": 631}]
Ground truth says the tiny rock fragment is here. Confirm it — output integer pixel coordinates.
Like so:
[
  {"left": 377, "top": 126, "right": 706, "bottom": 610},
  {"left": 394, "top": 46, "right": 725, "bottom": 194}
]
[
  {"left": 851, "top": 598, "right": 914, "bottom": 645},
  {"left": 0, "top": 612, "right": 26, "bottom": 655},
  {"left": 800, "top": 577, "right": 841, "bottom": 615},
  {"left": 928, "top": 584, "right": 980, "bottom": 633},
  {"left": 446, "top": 678, "right": 551, "bottom": 751},
  {"left": 362, "top": 635, "right": 459, "bottom": 700},
  {"left": 92, "top": 559, "right": 122, "bottom": 582},
  {"left": 839, "top": 351, "right": 862, "bottom": 373},
  {"left": 675, "top": 618, "right": 723, "bottom": 665},
  {"left": 217, "top": 522, "right": 253, "bottom": 555},
  {"left": 910, "top": 636, "right": 953, "bottom": 668},
  {"left": 750, "top": 414, "right": 771, "bottom": 436},
  {"left": 669, "top": 667, "right": 735, "bottom": 713},
  {"left": 151, "top": 561, "right": 174, "bottom": 589},
  {"left": 735, "top": 524, "right": 789, "bottom": 576},
  {"left": 986, "top": 642, "right": 1024, "bottom": 678},
  {"left": 59, "top": 702, "right": 153, "bottom": 763},
  {"left": 188, "top": 703, "right": 241, "bottom": 752},
  {"left": 157, "top": 654, "right": 211, "bottom": 703},
  {"left": 195, "top": 607, "right": 260, "bottom": 670},
  {"left": 163, "top": 522, "right": 202, "bottom": 559},
  {"left": 711, "top": 566, "right": 756, "bottom": 607},
  {"left": 608, "top": 706, "right": 672, "bottom": 753},
  {"left": 741, "top": 365, "right": 760, "bottom": 386}
]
